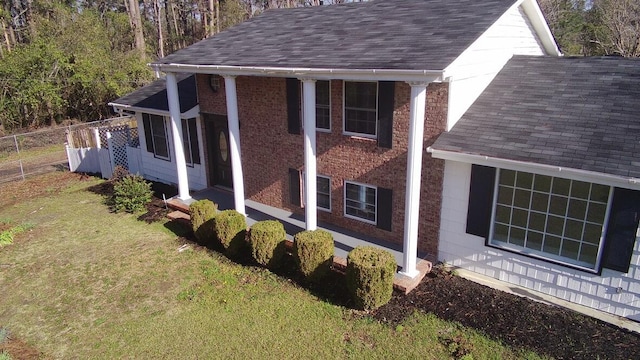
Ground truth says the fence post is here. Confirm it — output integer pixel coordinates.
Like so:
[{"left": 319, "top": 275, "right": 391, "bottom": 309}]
[
  {"left": 107, "top": 131, "right": 115, "bottom": 173},
  {"left": 94, "top": 128, "right": 101, "bottom": 149},
  {"left": 14, "top": 135, "right": 25, "bottom": 181}
]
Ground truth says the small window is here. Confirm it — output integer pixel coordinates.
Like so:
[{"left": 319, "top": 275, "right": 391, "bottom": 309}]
[
  {"left": 143, "top": 113, "right": 170, "bottom": 160},
  {"left": 300, "top": 80, "right": 331, "bottom": 131},
  {"left": 181, "top": 118, "right": 201, "bottom": 166},
  {"left": 344, "top": 181, "right": 377, "bottom": 224},
  {"left": 489, "top": 170, "right": 612, "bottom": 271},
  {"left": 344, "top": 81, "right": 378, "bottom": 137},
  {"left": 301, "top": 172, "right": 332, "bottom": 212},
  {"left": 316, "top": 80, "right": 331, "bottom": 131},
  {"left": 317, "top": 175, "right": 331, "bottom": 212}
]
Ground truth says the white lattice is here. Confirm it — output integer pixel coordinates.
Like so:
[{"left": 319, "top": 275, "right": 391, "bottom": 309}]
[{"left": 108, "top": 129, "right": 130, "bottom": 169}]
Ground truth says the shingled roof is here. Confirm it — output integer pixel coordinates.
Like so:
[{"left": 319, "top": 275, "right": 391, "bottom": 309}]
[
  {"left": 153, "top": 0, "right": 516, "bottom": 71},
  {"left": 109, "top": 74, "right": 197, "bottom": 114},
  {"left": 431, "top": 55, "right": 640, "bottom": 179}
]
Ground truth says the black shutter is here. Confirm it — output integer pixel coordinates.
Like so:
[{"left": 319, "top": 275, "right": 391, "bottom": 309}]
[
  {"left": 289, "top": 168, "right": 301, "bottom": 206},
  {"left": 602, "top": 188, "right": 640, "bottom": 272},
  {"left": 466, "top": 165, "right": 497, "bottom": 238},
  {"left": 377, "top": 81, "right": 395, "bottom": 148},
  {"left": 377, "top": 187, "right": 393, "bottom": 231},
  {"left": 142, "top": 113, "right": 154, "bottom": 153},
  {"left": 188, "top": 119, "right": 200, "bottom": 164},
  {"left": 286, "top": 78, "right": 301, "bottom": 134}
]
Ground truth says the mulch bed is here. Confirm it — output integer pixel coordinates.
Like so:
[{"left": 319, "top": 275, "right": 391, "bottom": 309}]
[{"left": 373, "top": 266, "right": 640, "bottom": 360}]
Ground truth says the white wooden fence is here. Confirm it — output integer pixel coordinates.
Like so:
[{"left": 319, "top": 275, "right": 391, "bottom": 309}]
[{"left": 65, "top": 116, "right": 140, "bottom": 179}]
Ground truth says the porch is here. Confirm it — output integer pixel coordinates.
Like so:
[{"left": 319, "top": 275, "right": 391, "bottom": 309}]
[{"left": 168, "top": 187, "right": 433, "bottom": 294}]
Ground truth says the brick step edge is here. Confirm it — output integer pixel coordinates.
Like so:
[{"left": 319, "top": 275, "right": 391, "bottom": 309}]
[
  {"left": 166, "top": 198, "right": 190, "bottom": 213},
  {"left": 167, "top": 210, "right": 190, "bottom": 224}
]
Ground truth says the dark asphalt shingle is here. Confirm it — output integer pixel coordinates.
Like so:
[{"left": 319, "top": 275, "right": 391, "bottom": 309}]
[
  {"left": 432, "top": 56, "right": 640, "bottom": 179},
  {"left": 109, "top": 74, "right": 197, "bottom": 114},
  {"left": 153, "top": 0, "right": 515, "bottom": 71}
]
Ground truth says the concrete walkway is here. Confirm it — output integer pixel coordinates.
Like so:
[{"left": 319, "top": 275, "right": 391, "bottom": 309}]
[{"left": 191, "top": 187, "right": 413, "bottom": 263}]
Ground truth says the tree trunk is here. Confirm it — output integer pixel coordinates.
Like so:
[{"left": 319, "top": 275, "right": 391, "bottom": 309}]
[
  {"left": 1, "top": 20, "right": 11, "bottom": 53},
  {"left": 126, "top": 0, "right": 146, "bottom": 54},
  {"left": 155, "top": 0, "right": 164, "bottom": 57},
  {"left": 208, "top": 0, "right": 215, "bottom": 36},
  {"left": 214, "top": 0, "right": 220, "bottom": 33}
]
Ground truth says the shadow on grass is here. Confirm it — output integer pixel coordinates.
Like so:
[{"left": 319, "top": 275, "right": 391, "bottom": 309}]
[{"left": 163, "top": 218, "right": 354, "bottom": 309}]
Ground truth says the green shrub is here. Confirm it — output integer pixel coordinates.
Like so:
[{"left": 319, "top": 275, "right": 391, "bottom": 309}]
[
  {"left": 213, "top": 210, "right": 247, "bottom": 255},
  {"left": 189, "top": 200, "right": 218, "bottom": 243},
  {"left": 249, "top": 220, "right": 286, "bottom": 269},
  {"left": 346, "top": 246, "right": 396, "bottom": 310},
  {"left": 293, "top": 229, "right": 334, "bottom": 283},
  {"left": 113, "top": 175, "right": 152, "bottom": 213}
]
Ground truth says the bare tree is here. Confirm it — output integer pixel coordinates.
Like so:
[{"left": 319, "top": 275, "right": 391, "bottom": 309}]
[{"left": 591, "top": 0, "right": 640, "bottom": 57}]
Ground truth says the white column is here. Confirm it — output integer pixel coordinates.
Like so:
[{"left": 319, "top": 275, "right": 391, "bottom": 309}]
[
  {"left": 400, "top": 81, "right": 429, "bottom": 278},
  {"left": 166, "top": 72, "right": 191, "bottom": 200},
  {"left": 302, "top": 79, "right": 317, "bottom": 231},
  {"left": 224, "top": 75, "right": 246, "bottom": 216}
]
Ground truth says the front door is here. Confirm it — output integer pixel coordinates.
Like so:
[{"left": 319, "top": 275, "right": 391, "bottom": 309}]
[{"left": 204, "top": 114, "right": 233, "bottom": 188}]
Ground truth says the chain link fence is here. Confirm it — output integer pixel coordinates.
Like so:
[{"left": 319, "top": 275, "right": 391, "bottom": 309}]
[{"left": 0, "top": 117, "right": 136, "bottom": 185}]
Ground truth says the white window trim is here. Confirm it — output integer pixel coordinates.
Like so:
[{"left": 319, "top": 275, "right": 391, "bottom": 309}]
[
  {"left": 487, "top": 169, "right": 615, "bottom": 273},
  {"left": 342, "top": 81, "right": 378, "bottom": 139},
  {"left": 147, "top": 114, "right": 171, "bottom": 161},
  {"left": 343, "top": 180, "right": 377, "bottom": 225},
  {"left": 301, "top": 172, "right": 332, "bottom": 213},
  {"left": 300, "top": 80, "right": 332, "bottom": 133}
]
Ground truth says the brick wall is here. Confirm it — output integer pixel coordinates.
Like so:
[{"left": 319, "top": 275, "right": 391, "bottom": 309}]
[{"left": 197, "top": 74, "right": 447, "bottom": 257}]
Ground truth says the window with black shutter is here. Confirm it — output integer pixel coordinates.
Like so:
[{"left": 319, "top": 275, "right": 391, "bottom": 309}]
[{"left": 286, "top": 78, "right": 301, "bottom": 134}]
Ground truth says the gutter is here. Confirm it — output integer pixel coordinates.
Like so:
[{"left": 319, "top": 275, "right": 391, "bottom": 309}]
[
  {"left": 149, "top": 63, "right": 445, "bottom": 82},
  {"left": 427, "top": 147, "right": 640, "bottom": 190}
]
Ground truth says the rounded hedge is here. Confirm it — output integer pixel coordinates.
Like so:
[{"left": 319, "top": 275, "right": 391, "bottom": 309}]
[
  {"left": 346, "top": 246, "right": 397, "bottom": 310},
  {"left": 189, "top": 200, "right": 217, "bottom": 243},
  {"left": 249, "top": 220, "right": 286, "bottom": 269},
  {"left": 213, "top": 210, "right": 247, "bottom": 255},
  {"left": 293, "top": 229, "right": 334, "bottom": 283}
]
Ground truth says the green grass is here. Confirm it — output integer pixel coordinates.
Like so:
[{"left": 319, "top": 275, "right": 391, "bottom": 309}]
[{"left": 0, "top": 174, "right": 545, "bottom": 359}]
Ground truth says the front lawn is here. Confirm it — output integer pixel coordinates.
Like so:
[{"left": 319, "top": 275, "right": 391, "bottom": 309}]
[{"left": 0, "top": 173, "right": 542, "bottom": 359}]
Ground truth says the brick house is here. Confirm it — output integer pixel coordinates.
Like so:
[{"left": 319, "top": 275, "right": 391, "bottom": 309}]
[
  {"left": 112, "top": 0, "right": 559, "bottom": 278},
  {"left": 110, "top": 0, "right": 640, "bottom": 321}
]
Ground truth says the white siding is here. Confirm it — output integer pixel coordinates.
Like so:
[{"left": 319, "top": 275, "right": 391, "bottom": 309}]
[
  {"left": 444, "top": 4, "right": 548, "bottom": 131},
  {"left": 438, "top": 160, "right": 640, "bottom": 320},
  {"left": 135, "top": 113, "right": 208, "bottom": 191}
]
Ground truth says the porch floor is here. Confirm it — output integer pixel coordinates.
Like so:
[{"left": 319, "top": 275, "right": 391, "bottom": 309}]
[{"left": 171, "top": 187, "right": 432, "bottom": 293}]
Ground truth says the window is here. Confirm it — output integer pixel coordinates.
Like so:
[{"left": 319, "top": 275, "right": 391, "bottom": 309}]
[
  {"left": 299, "top": 172, "right": 332, "bottom": 212},
  {"left": 345, "top": 181, "right": 377, "bottom": 224},
  {"left": 299, "top": 80, "right": 331, "bottom": 131},
  {"left": 315, "top": 80, "right": 331, "bottom": 130},
  {"left": 489, "top": 169, "right": 611, "bottom": 271},
  {"left": 142, "top": 113, "right": 170, "bottom": 160},
  {"left": 344, "top": 81, "right": 378, "bottom": 137},
  {"left": 181, "top": 118, "right": 201, "bottom": 166},
  {"left": 317, "top": 175, "right": 331, "bottom": 211}
]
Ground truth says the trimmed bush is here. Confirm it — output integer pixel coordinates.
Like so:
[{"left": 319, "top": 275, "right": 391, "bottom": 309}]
[
  {"left": 249, "top": 220, "right": 286, "bottom": 269},
  {"left": 213, "top": 210, "right": 247, "bottom": 255},
  {"left": 293, "top": 229, "right": 334, "bottom": 283},
  {"left": 113, "top": 175, "right": 152, "bottom": 213},
  {"left": 189, "top": 200, "right": 218, "bottom": 243},
  {"left": 346, "top": 246, "right": 396, "bottom": 310}
]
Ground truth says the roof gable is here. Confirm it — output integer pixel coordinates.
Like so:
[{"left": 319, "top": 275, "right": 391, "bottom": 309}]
[
  {"left": 154, "top": 0, "right": 517, "bottom": 71},
  {"left": 432, "top": 56, "right": 640, "bottom": 180}
]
